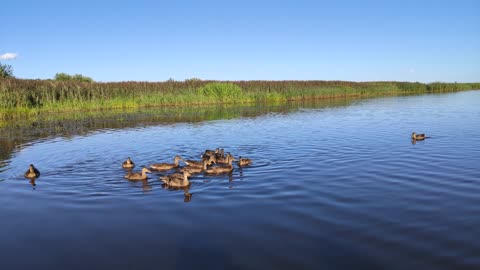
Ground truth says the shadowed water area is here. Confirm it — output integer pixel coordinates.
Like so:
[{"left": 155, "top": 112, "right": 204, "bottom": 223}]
[{"left": 1, "top": 91, "right": 479, "bottom": 270}]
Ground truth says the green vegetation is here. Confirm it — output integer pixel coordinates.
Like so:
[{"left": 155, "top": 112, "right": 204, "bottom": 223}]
[
  {"left": 197, "top": 82, "right": 243, "bottom": 101},
  {"left": 0, "top": 78, "right": 479, "bottom": 120},
  {"left": 0, "top": 62, "right": 14, "bottom": 78},
  {"left": 54, "top": 73, "right": 94, "bottom": 82}
]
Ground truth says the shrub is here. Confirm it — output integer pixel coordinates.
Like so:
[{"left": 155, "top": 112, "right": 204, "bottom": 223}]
[
  {"left": 197, "top": 82, "right": 243, "bottom": 101},
  {"left": 54, "top": 73, "right": 93, "bottom": 83}
]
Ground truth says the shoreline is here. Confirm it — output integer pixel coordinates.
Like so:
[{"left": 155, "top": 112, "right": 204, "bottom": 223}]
[{"left": 1, "top": 79, "right": 479, "bottom": 120}]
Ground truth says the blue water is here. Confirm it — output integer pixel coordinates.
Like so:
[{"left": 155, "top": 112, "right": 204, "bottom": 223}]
[{"left": 1, "top": 91, "right": 479, "bottom": 270}]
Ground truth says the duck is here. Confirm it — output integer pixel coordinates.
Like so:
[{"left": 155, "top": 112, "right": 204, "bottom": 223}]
[
  {"left": 238, "top": 156, "right": 252, "bottom": 167},
  {"left": 160, "top": 171, "right": 192, "bottom": 187},
  {"left": 216, "top": 152, "right": 234, "bottom": 164},
  {"left": 202, "top": 148, "right": 219, "bottom": 159},
  {"left": 150, "top": 155, "right": 183, "bottom": 171},
  {"left": 180, "top": 156, "right": 216, "bottom": 174},
  {"left": 124, "top": 167, "right": 152, "bottom": 180},
  {"left": 411, "top": 132, "right": 426, "bottom": 140},
  {"left": 203, "top": 148, "right": 218, "bottom": 157},
  {"left": 215, "top": 148, "right": 225, "bottom": 159},
  {"left": 122, "top": 157, "right": 135, "bottom": 169},
  {"left": 184, "top": 155, "right": 216, "bottom": 168},
  {"left": 24, "top": 164, "right": 40, "bottom": 179},
  {"left": 203, "top": 154, "right": 236, "bottom": 175}
]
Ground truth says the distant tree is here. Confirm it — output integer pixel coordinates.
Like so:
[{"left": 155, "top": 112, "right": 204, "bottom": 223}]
[
  {"left": 54, "top": 72, "right": 93, "bottom": 82},
  {"left": 0, "top": 61, "right": 14, "bottom": 78},
  {"left": 185, "top": 78, "right": 202, "bottom": 82}
]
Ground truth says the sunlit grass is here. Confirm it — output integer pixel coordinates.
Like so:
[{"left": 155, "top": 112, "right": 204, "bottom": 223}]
[{"left": 1, "top": 78, "right": 479, "bottom": 120}]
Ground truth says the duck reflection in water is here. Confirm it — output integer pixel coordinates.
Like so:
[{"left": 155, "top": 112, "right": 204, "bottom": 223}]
[
  {"left": 161, "top": 183, "right": 193, "bottom": 203},
  {"left": 411, "top": 138, "right": 426, "bottom": 145},
  {"left": 141, "top": 180, "right": 152, "bottom": 193},
  {"left": 29, "top": 178, "right": 36, "bottom": 188}
]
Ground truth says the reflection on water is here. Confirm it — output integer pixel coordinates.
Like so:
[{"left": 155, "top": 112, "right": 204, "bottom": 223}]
[
  {"left": 161, "top": 184, "right": 194, "bottom": 202},
  {"left": 0, "top": 99, "right": 357, "bottom": 162},
  {"left": 29, "top": 178, "right": 36, "bottom": 187},
  {"left": 1, "top": 91, "right": 480, "bottom": 270}
]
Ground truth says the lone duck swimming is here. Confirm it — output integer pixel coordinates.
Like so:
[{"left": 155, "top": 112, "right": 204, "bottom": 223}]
[
  {"left": 411, "top": 132, "right": 427, "bottom": 141},
  {"left": 24, "top": 164, "right": 40, "bottom": 179},
  {"left": 122, "top": 157, "right": 135, "bottom": 169},
  {"left": 238, "top": 156, "right": 252, "bottom": 167}
]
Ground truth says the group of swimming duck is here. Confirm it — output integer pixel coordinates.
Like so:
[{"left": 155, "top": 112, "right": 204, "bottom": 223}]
[
  {"left": 121, "top": 148, "right": 251, "bottom": 187},
  {"left": 24, "top": 132, "right": 426, "bottom": 184},
  {"left": 23, "top": 147, "right": 251, "bottom": 186}
]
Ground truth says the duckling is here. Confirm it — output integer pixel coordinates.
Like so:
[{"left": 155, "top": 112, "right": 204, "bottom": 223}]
[
  {"left": 411, "top": 132, "right": 426, "bottom": 141},
  {"left": 216, "top": 152, "right": 233, "bottom": 164},
  {"left": 122, "top": 157, "right": 135, "bottom": 169},
  {"left": 24, "top": 164, "right": 40, "bottom": 179},
  {"left": 124, "top": 167, "right": 152, "bottom": 181},
  {"left": 238, "top": 156, "right": 252, "bottom": 167},
  {"left": 150, "top": 155, "right": 183, "bottom": 171},
  {"left": 160, "top": 171, "right": 192, "bottom": 187},
  {"left": 184, "top": 155, "right": 216, "bottom": 168},
  {"left": 203, "top": 155, "right": 236, "bottom": 175}
]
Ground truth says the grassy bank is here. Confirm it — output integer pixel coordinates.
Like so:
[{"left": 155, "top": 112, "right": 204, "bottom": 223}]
[{"left": 1, "top": 78, "right": 479, "bottom": 120}]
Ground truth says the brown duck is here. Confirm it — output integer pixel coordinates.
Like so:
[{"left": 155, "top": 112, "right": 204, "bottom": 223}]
[
  {"left": 24, "top": 164, "right": 40, "bottom": 179},
  {"left": 203, "top": 148, "right": 218, "bottom": 157},
  {"left": 184, "top": 155, "right": 216, "bottom": 168},
  {"left": 124, "top": 167, "right": 152, "bottom": 180},
  {"left": 203, "top": 155, "right": 236, "bottom": 175},
  {"left": 202, "top": 148, "right": 223, "bottom": 159},
  {"left": 238, "top": 156, "right": 252, "bottom": 167},
  {"left": 160, "top": 171, "right": 192, "bottom": 187},
  {"left": 122, "top": 157, "right": 135, "bottom": 169},
  {"left": 181, "top": 156, "right": 216, "bottom": 174},
  {"left": 215, "top": 148, "right": 225, "bottom": 159},
  {"left": 411, "top": 132, "right": 427, "bottom": 141},
  {"left": 150, "top": 155, "right": 183, "bottom": 171},
  {"left": 216, "top": 152, "right": 234, "bottom": 164}
]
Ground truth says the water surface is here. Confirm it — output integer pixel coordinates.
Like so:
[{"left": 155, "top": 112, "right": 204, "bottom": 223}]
[{"left": 1, "top": 91, "right": 479, "bottom": 270}]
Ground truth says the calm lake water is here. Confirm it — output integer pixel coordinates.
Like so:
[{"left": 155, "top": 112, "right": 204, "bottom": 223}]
[{"left": 1, "top": 91, "right": 479, "bottom": 270}]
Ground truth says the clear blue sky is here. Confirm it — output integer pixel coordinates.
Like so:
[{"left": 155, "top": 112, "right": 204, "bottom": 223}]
[{"left": 1, "top": 0, "right": 479, "bottom": 82}]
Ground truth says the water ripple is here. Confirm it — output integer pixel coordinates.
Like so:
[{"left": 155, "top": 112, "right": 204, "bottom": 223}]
[{"left": 1, "top": 91, "right": 480, "bottom": 269}]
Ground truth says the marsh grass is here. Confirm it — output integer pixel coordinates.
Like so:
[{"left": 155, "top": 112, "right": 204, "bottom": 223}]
[{"left": 1, "top": 78, "right": 479, "bottom": 120}]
